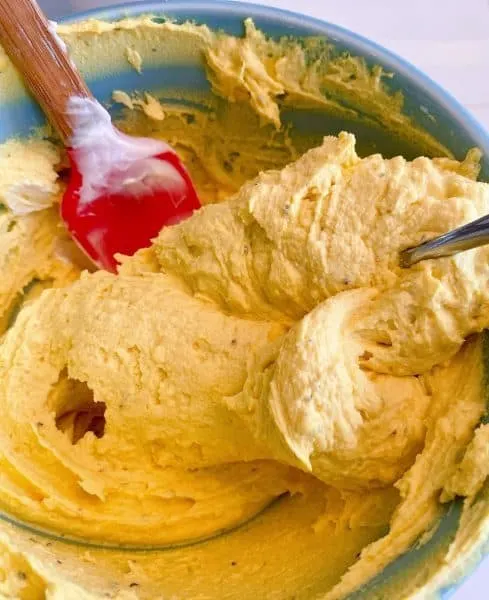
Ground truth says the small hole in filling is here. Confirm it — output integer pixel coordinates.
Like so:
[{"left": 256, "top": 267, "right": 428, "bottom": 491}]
[
  {"left": 359, "top": 350, "right": 373, "bottom": 361},
  {"left": 51, "top": 369, "right": 106, "bottom": 444}
]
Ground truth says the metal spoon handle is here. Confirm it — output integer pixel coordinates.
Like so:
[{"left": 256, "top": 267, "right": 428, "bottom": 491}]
[{"left": 399, "top": 213, "right": 489, "bottom": 268}]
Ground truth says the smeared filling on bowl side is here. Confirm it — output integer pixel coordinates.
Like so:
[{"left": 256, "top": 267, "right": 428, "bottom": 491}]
[{"left": 0, "top": 16, "right": 489, "bottom": 600}]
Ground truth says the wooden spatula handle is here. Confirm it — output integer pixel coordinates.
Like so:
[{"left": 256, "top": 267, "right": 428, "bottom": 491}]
[{"left": 0, "top": 0, "right": 91, "bottom": 143}]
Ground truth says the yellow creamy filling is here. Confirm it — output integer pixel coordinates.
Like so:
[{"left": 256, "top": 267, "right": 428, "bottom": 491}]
[{"left": 0, "top": 16, "right": 488, "bottom": 600}]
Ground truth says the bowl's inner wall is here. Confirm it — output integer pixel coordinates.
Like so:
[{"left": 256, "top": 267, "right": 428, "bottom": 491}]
[{"left": 2, "top": 3, "right": 488, "bottom": 178}]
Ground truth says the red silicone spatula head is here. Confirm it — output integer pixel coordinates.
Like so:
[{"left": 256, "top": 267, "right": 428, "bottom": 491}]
[
  {"left": 0, "top": 0, "right": 201, "bottom": 273},
  {"left": 61, "top": 98, "right": 200, "bottom": 272}
]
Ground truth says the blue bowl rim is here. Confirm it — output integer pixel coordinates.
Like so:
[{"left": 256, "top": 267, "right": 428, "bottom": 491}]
[
  {"left": 59, "top": 0, "right": 489, "bottom": 158},
  {"left": 52, "top": 0, "right": 489, "bottom": 597}
]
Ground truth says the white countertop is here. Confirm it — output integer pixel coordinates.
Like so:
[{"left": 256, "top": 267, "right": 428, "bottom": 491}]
[{"left": 40, "top": 1, "right": 489, "bottom": 597}]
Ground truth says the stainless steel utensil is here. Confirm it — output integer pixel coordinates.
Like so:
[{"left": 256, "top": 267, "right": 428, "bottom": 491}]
[{"left": 399, "top": 214, "right": 489, "bottom": 268}]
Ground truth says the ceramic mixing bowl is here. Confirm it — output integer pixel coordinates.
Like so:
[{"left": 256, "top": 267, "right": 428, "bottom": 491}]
[{"left": 1, "top": 1, "right": 489, "bottom": 598}]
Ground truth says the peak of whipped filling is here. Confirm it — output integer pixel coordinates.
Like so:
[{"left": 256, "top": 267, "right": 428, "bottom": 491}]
[
  {"left": 0, "top": 131, "right": 487, "bottom": 599},
  {"left": 154, "top": 131, "right": 488, "bottom": 375},
  {"left": 0, "top": 270, "right": 292, "bottom": 546},
  {"left": 226, "top": 287, "right": 432, "bottom": 489}
]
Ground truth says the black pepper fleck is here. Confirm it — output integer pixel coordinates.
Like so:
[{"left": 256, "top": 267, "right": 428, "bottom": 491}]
[
  {"left": 129, "top": 582, "right": 139, "bottom": 588},
  {"left": 231, "top": 561, "right": 237, "bottom": 566},
  {"left": 16, "top": 571, "right": 26, "bottom": 581}
]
